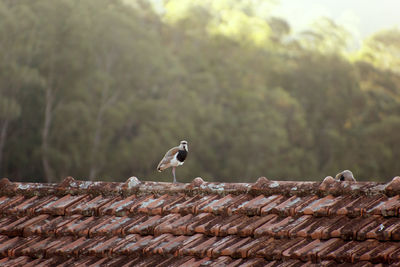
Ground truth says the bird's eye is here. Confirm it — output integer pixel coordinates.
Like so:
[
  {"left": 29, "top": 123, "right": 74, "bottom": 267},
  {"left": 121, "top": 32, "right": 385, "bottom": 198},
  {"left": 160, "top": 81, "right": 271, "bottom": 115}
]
[{"left": 340, "top": 175, "right": 345, "bottom": 181}]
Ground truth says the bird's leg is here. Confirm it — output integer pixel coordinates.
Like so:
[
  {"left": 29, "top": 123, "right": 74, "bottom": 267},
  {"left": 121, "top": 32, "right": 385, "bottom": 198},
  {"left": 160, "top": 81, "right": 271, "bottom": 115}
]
[{"left": 172, "top": 167, "right": 176, "bottom": 183}]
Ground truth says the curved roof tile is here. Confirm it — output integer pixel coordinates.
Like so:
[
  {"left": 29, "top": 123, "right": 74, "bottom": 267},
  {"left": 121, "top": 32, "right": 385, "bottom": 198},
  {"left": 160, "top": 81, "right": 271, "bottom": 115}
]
[{"left": 0, "top": 176, "right": 400, "bottom": 266}]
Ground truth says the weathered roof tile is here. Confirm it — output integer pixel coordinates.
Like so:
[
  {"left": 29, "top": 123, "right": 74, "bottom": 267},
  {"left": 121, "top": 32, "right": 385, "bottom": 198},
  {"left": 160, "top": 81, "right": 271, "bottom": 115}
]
[
  {"left": 65, "top": 195, "right": 115, "bottom": 216},
  {"left": 39, "top": 194, "right": 88, "bottom": 216},
  {"left": 233, "top": 194, "right": 279, "bottom": 216},
  {"left": 1, "top": 177, "right": 400, "bottom": 265}
]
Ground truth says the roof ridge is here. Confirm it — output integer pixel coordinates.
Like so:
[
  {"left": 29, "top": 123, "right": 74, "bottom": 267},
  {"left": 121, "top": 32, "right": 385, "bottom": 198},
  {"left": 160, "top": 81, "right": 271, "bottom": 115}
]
[{"left": 1, "top": 176, "right": 400, "bottom": 197}]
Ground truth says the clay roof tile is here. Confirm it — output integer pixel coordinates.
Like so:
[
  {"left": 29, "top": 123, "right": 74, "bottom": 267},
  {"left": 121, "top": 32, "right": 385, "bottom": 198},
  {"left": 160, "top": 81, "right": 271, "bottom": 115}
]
[{"left": 0, "top": 177, "right": 399, "bottom": 265}]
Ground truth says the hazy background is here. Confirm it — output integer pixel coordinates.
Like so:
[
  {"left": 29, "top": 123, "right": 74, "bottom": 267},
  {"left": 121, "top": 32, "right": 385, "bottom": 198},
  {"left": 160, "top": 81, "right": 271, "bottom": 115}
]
[
  {"left": 273, "top": 0, "right": 400, "bottom": 37},
  {"left": 1, "top": 0, "right": 399, "bottom": 183}
]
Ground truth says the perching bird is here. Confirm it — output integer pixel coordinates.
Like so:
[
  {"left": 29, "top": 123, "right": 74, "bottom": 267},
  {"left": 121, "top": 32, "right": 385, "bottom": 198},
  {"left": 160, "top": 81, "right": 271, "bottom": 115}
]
[
  {"left": 335, "top": 170, "right": 356, "bottom": 182},
  {"left": 157, "top": 140, "right": 188, "bottom": 183}
]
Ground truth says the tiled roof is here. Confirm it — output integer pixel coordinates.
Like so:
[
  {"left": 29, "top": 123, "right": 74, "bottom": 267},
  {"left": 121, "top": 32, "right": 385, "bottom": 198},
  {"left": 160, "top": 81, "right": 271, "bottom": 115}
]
[{"left": 1, "top": 176, "right": 400, "bottom": 266}]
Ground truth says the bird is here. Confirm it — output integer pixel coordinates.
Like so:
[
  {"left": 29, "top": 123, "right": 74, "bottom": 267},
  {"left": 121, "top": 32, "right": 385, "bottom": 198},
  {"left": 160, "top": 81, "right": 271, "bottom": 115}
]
[
  {"left": 157, "top": 140, "right": 188, "bottom": 183},
  {"left": 335, "top": 170, "right": 356, "bottom": 182}
]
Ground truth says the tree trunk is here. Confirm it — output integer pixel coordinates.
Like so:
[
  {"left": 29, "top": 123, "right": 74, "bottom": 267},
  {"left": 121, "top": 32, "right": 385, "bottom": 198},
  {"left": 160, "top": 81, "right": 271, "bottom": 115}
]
[
  {"left": 42, "top": 87, "right": 55, "bottom": 183},
  {"left": 88, "top": 87, "right": 120, "bottom": 181},
  {"left": 88, "top": 53, "right": 119, "bottom": 181},
  {"left": 88, "top": 106, "right": 104, "bottom": 180},
  {"left": 0, "top": 119, "right": 9, "bottom": 175}
]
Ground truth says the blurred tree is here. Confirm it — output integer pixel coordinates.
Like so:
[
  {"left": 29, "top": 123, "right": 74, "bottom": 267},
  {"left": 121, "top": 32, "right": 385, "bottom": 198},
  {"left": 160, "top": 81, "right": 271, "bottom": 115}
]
[
  {"left": 356, "top": 28, "right": 400, "bottom": 73},
  {"left": 298, "top": 18, "right": 352, "bottom": 55},
  {"left": 0, "top": 97, "right": 20, "bottom": 171},
  {"left": 0, "top": 1, "right": 40, "bottom": 175},
  {"left": 0, "top": 0, "right": 399, "bottom": 183},
  {"left": 268, "top": 17, "right": 291, "bottom": 44},
  {"left": 19, "top": 0, "right": 93, "bottom": 182}
]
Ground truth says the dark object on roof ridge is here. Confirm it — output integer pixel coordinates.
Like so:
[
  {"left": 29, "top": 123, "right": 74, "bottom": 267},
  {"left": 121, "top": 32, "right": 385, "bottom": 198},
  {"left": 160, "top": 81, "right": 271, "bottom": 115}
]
[
  {"left": 1, "top": 175, "right": 399, "bottom": 197},
  {"left": 385, "top": 176, "right": 400, "bottom": 192},
  {"left": 0, "top": 178, "right": 10, "bottom": 188},
  {"left": 191, "top": 177, "right": 205, "bottom": 187},
  {"left": 335, "top": 170, "right": 356, "bottom": 182}
]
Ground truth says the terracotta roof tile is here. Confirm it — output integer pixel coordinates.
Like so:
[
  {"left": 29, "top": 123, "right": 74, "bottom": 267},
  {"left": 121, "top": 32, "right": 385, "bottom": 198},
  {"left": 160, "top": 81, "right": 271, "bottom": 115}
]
[
  {"left": 0, "top": 195, "right": 25, "bottom": 212},
  {"left": 17, "top": 196, "right": 58, "bottom": 216},
  {"left": 199, "top": 194, "right": 236, "bottom": 214},
  {"left": 260, "top": 195, "right": 288, "bottom": 215},
  {"left": 39, "top": 194, "right": 89, "bottom": 215},
  {"left": 232, "top": 194, "right": 279, "bottom": 215},
  {"left": 0, "top": 255, "right": 33, "bottom": 266},
  {"left": 370, "top": 195, "right": 400, "bottom": 216},
  {"left": 390, "top": 224, "right": 400, "bottom": 241},
  {"left": 65, "top": 195, "right": 115, "bottom": 216},
  {"left": 188, "top": 213, "right": 216, "bottom": 234},
  {"left": 89, "top": 216, "right": 133, "bottom": 237},
  {"left": 1, "top": 177, "right": 400, "bottom": 265}
]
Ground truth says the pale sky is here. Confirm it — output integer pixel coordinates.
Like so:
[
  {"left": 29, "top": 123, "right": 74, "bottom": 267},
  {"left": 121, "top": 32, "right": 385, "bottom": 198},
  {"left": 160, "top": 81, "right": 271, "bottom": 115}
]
[
  {"left": 271, "top": 0, "right": 400, "bottom": 39},
  {"left": 150, "top": 0, "right": 400, "bottom": 42}
]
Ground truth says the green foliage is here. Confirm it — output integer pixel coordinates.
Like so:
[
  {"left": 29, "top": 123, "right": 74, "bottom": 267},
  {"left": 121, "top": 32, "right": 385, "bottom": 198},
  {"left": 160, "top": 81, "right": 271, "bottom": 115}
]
[
  {"left": 0, "top": 0, "right": 399, "bottom": 182},
  {"left": 356, "top": 28, "right": 400, "bottom": 73}
]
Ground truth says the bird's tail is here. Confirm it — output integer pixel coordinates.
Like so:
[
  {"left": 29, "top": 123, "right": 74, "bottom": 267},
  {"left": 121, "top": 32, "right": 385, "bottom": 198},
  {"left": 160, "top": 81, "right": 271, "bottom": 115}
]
[
  {"left": 157, "top": 163, "right": 163, "bottom": 172},
  {"left": 157, "top": 162, "right": 169, "bottom": 172}
]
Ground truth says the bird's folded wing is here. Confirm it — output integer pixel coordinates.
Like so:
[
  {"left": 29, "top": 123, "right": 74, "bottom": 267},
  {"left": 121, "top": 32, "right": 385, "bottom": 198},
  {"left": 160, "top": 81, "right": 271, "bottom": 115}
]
[
  {"left": 157, "top": 147, "right": 179, "bottom": 168},
  {"left": 158, "top": 155, "right": 173, "bottom": 167},
  {"left": 163, "top": 147, "right": 179, "bottom": 158}
]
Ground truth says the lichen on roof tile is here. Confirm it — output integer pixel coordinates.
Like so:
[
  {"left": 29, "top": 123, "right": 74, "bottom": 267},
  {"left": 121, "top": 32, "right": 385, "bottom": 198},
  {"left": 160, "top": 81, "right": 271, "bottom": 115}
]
[{"left": 0, "top": 177, "right": 399, "bottom": 265}]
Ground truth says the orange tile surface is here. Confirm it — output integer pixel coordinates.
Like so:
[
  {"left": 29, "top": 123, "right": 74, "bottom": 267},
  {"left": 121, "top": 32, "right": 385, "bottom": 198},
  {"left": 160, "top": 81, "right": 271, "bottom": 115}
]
[{"left": 0, "top": 176, "right": 400, "bottom": 266}]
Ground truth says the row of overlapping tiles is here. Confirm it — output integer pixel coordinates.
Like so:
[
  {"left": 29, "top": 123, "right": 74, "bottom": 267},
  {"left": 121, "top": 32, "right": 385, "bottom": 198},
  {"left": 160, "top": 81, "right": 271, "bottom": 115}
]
[
  {"left": 1, "top": 192, "right": 400, "bottom": 265},
  {"left": 1, "top": 232, "right": 400, "bottom": 264},
  {"left": 1, "top": 212, "right": 400, "bottom": 241},
  {"left": 1, "top": 193, "right": 400, "bottom": 243},
  {"left": 0, "top": 254, "right": 274, "bottom": 267},
  {"left": 1, "top": 193, "right": 400, "bottom": 218},
  {"left": 0, "top": 255, "right": 375, "bottom": 267}
]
